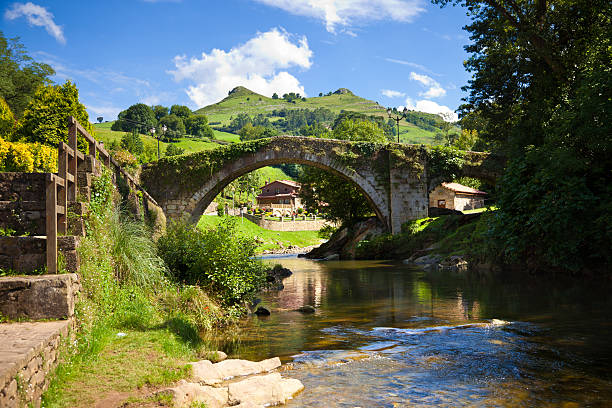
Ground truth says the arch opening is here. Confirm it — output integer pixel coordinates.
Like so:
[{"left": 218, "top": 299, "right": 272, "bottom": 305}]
[{"left": 188, "top": 157, "right": 388, "bottom": 230}]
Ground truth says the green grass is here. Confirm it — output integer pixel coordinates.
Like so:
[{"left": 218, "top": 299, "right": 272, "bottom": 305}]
[
  {"left": 93, "top": 123, "right": 219, "bottom": 156},
  {"left": 213, "top": 129, "right": 240, "bottom": 142},
  {"left": 197, "top": 215, "right": 322, "bottom": 253},
  {"left": 42, "top": 328, "right": 196, "bottom": 408}
]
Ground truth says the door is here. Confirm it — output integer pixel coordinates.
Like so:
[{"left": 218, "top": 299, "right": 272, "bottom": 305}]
[{"left": 438, "top": 199, "right": 446, "bottom": 208}]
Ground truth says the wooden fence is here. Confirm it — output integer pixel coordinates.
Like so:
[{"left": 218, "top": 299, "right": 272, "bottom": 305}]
[{"left": 45, "top": 117, "right": 159, "bottom": 273}]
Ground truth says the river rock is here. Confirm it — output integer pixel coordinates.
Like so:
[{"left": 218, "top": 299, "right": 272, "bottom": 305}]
[
  {"left": 322, "top": 253, "right": 340, "bottom": 261},
  {"left": 215, "top": 357, "right": 282, "bottom": 379},
  {"left": 164, "top": 380, "right": 228, "bottom": 408},
  {"left": 190, "top": 360, "right": 224, "bottom": 385},
  {"left": 296, "top": 305, "right": 316, "bottom": 313},
  {"left": 228, "top": 373, "right": 304, "bottom": 406},
  {"left": 410, "top": 254, "right": 443, "bottom": 266},
  {"left": 440, "top": 255, "right": 469, "bottom": 273},
  {"left": 205, "top": 350, "right": 227, "bottom": 363},
  {"left": 255, "top": 306, "right": 271, "bottom": 316}
]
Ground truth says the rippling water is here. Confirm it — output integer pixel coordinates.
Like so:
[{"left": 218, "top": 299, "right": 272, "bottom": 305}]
[{"left": 210, "top": 257, "right": 612, "bottom": 407}]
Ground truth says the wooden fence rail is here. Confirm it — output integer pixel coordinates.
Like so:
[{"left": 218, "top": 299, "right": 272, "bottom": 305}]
[{"left": 45, "top": 117, "right": 160, "bottom": 273}]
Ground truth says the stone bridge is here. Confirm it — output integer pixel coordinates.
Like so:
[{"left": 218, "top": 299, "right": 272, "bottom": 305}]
[{"left": 141, "top": 137, "right": 503, "bottom": 234}]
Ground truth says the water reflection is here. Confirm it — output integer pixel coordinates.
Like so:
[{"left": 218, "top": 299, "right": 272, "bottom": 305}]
[{"left": 209, "top": 257, "right": 612, "bottom": 407}]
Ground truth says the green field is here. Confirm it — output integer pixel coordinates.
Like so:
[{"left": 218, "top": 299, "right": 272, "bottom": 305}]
[
  {"left": 197, "top": 215, "right": 322, "bottom": 253},
  {"left": 93, "top": 122, "right": 219, "bottom": 155}
]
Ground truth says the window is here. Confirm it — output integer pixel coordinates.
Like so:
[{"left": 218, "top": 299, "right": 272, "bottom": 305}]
[
  {"left": 437, "top": 200, "right": 446, "bottom": 208},
  {"left": 275, "top": 188, "right": 280, "bottom": 194}
]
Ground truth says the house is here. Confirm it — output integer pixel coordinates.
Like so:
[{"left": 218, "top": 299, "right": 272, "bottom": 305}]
[
  {"left": 429, "top": 182, "right": 487, "bottom": 211},
  {"left": 256, "top": 180, "right": 302, "bottom": 210}
]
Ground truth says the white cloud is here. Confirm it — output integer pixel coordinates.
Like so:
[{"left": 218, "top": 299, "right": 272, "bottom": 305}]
[
  {"left": 409, "top": 72, "right": 446, "bottom": 98},
  {"left": 381, "top": 89, "right": 405, "bottom": 98},
  {"left": 384, "top": 58, "right": 441, "bottom": 76},
  {"left": 405, "top": 98, "right": 458, "bottom": 122},
  {"left": 170, "top": 28, "right": 313, "bottom": 108},
  {"left": 4, "top": 2, "right": 65, "bottom": 44},
  {"left": 254, "top": 0, "right": 425, "bottom": 34}
]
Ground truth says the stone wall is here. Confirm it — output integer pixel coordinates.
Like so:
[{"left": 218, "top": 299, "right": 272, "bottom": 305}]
[
  {"left": 0, "top": 274, "right": 80, "bottom": 320},
  {"left": 243, "top": 214, "right": 330, "bottom": 231},
  {"left": 0, "top": 236, "right": 80, "bottom": 273},
  {"left": 429, "top": 185, "right": 455, "bottom": 209},
  {"left": 0, "top": 320, "right": 74, "bottom": 408},
  {"left": 0, "top": 173, "right": 47, "bottom": 236}
]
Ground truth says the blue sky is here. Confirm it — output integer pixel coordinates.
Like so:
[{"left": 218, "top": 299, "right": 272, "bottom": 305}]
[{"left": 2, "top": 0, "right": 472, "bottom": 122}]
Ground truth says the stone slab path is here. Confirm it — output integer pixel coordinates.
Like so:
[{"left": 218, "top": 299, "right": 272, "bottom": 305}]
[{"left": 0, "top": 320, "right": 71, "bottom": 392}]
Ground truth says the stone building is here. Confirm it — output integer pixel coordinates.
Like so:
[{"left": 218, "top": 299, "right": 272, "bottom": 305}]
[
  {"left": 429, "top": 182, "right": 487, "bottom": 211},
  {"left": 256, "top": 180, "right": 302, "bottom": 210}
]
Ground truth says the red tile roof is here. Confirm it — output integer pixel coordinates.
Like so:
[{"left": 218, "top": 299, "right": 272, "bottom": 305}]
[
  {"left": 441, "top": 182, "right": 487, "bottom": 195},
  {"left": 260, "top": 179, "right": 301, "bottom": 190}
]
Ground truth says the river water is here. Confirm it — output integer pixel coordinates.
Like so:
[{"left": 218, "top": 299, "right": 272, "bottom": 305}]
[{"left": 212, "top": 256, "right": 612, "bottom": 407}]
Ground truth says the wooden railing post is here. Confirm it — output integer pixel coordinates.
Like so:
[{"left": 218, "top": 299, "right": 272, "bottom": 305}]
[
  {"left": 46, "top": 174, "right": 58, "bottom": 274},
  {"left": 68, "top": 117, "right": 78, "bottom": 202},
  {"left": 57, "top": 144, "right": 68, "bottom": 234}
]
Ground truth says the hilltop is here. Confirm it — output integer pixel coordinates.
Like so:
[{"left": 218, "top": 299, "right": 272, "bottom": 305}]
[{"left": 196, "top": 87, "right": 450, "bottom": 144}]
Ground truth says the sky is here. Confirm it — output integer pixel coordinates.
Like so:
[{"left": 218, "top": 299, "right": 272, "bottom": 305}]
[{"left": 1, "top": 0, "right": 474, "bottom": 122}]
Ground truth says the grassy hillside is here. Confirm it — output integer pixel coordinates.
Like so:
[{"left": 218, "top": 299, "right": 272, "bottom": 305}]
[
  {"left": 196, "top": 87, "right": 448, "bottom": 144},
  {"left": 93, "top": 122, "right": 219, "bottom": 154}
]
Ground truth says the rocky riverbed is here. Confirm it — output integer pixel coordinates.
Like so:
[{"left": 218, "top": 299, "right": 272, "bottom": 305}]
[{"left": 162, "top": 355, "right": 303, "bottom": 407}]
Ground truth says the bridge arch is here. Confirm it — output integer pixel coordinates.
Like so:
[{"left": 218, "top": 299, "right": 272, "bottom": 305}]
[{"left": 185, "top": 146, "right": 389, "bottom": 226}]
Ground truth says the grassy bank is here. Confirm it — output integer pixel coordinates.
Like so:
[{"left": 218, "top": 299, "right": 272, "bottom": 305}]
[
  {"left": 356, "top": 210, "right": 496, "bottom": 262},
  {"left": 42, "top": 170, "right": 265, "bottom": 407},
  {"left": 198, "top": 215, "right": 322, "bottom": 253}
]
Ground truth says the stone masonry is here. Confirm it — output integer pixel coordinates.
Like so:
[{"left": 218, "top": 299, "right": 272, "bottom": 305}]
[{"left": 0, "top": 320, "right": 74, "bottom": 408}]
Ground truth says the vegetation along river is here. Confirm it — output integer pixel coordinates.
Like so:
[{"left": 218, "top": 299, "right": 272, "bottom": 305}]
[{"left": 209, "top": 257, "right": 612, "bottom": 407}]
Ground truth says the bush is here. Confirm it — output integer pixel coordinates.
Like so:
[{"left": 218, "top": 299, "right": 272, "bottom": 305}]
[
  {"left": 0, "top": 136, "right": 57, "bottom": 172},
  {"left": 157, "top": 218, "right": 266, "bottom": 305}
]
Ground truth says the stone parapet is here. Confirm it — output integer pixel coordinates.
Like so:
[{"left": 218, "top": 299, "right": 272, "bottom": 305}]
[
  {"left": 0, "top": 320, "right": 74, "bottom": 408},
  {"left": 243, "top": 214, "right": 331, "bottom": 231},
  {"left": 0, "top": 273, "right": 80, "bottom": 320}
]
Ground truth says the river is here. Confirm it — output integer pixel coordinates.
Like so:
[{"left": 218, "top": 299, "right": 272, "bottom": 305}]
[{"left": 210, "top": 256, "right": 612, "bottom": 407}]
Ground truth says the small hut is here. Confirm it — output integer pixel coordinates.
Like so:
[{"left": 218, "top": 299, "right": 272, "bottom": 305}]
[{"left": 429, "top": 182, "right": 487, "bottom": 211}]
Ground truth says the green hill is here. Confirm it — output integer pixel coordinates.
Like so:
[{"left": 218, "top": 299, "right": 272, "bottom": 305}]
[{"left": 196, "top": 87, "right": 449, "bottom": 144}]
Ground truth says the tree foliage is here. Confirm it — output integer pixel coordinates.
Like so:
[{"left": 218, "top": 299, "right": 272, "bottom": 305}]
[
  {"left": 185, "top": 115, "right": 213, "bottom": 138},
  {"left": 18, "top": 81, "right": 93, "bottom": 149},
  {"left": 170, "top": 104, "right": 191, "bottom": 119},
  {"left": 112, "top": 103, "right": 156, "bottom": 134},
  {"left": 158, "top": 114, "right": 185, "bottom": 141},
  {"left": 0, "top": 32, "right": 55, "bottom": 118},
  {"left": 434, "top": 0, "right": 612, "bottom": 272}
]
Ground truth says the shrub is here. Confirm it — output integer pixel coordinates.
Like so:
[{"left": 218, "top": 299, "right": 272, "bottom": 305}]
[
  {"left": 157, "top": 218, "right": 266, "bottom": 305},
  {"left": 0, "top": 136, "right": 57, "bottom": 172}
]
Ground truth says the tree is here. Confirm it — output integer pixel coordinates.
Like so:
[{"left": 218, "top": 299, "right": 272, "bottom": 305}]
[
  {"left": 185, "top": 115, "right": 213, "bottom": 138},
  {"left": 112, "top": 103, "right": 156, "bottom": 134},
  {"left": 0, "top": 97, "right": 15, "bottom": 139},
  {"left": 332, "top": 118, "right": 387, "bottom": 143},
  {"left": 170, "top": 104, "right": 191, "bottom": 119},
  {"left": 238, "top": 123, "right": 277, "bottom": 141},
  {"left": 165, "top": 144, "right": 185, "bottom": 156},
  {"left": 0, "top": 32, "right": 55, "bottom": 118},
  {"left": 97, "top": 116, "right": 103, "bottom": 123},
  {"left": 272, "top": 93, "right": 279, "bottom": 99},
  {"left": 152, "top": 105, "right": 169, "bottom": 121},
  {"left": 120, "top": 129, "right": 144, "bottom": 155},
  {"left": 17, "top": 81, "right": 93, "bottom": 149},
  {"left": 158, "top": 114, "right": 185, "bottom": 141},
  {"left": 434, "top": 0, "right": 612, "bottom": 272}
]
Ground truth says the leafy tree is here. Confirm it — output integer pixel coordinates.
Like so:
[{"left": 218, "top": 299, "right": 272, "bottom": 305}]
[
  {"left": 272, "top": 93, "right": 279, "bottom": 99},
  {"left": 158, "top": 114, "right": 185, "bottom": 141},
  {"left": 17, "top": 81, "right": 93, "bottom": 149},
  {"left": 299, "top": 123, "right": 331, "bottom": 138},
  {"left": 165, "top": 144, "right": 185, "bottom": 156},
  {"left": 169, "top": 104, "right": 191, "bottom": 119},
  {"left": 434, "top": 0, "right": 612, "bottom": 272},
  {"left": 120, "top": 129, "right": 144, "bottom": 155},
  {"left": 112, "top": 103, "right": 156, "bottom": 134},
  {"left": 185, "top": 115, "right": 213, "bottom": 138},
  {"left": 152, "top": 105, "right": 169, "bottom": 121},
  {"left": 97, "top": 116, "right": 103, "bottom": 123},
  {"left": 0, "top": 32, "right": 55, "bottom": 118},
  {"left": 332, "top": 118, "right": 387, "bottom": 143},
  {"left": 238, "top": 123, "right": 277, "bottom": 141},
  {"left": 226, "top": 113, "right": 252, "bottom": 133},
  {"left": 0, "top": 97, "right": 16, "bottom": 139}
]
